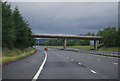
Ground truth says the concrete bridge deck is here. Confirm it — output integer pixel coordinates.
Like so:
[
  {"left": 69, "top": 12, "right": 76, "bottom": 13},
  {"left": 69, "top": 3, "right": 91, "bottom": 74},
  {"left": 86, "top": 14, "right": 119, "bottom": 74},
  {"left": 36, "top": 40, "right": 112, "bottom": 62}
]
[
  {"left": 32, "top": 34, "right": 102, "bottom": 40},
  {"left": 32, "top": 34, "right": 103, "bottom": 49}
]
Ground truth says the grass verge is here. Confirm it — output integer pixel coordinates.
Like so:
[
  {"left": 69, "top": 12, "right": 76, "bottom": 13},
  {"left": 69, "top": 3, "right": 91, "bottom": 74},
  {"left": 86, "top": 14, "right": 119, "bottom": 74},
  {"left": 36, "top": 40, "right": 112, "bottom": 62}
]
[
  {"left": 67, "top": 46, "right": 94, "bottom": 50},
  {"left": 1, "top": 47, "right": 36, "bottom": 65},
  {"left": 98, "top": 47, "right": 120, "bottom": 52},
  {"left": 67, "top": 46, "right": 120, "bottom": 52}
]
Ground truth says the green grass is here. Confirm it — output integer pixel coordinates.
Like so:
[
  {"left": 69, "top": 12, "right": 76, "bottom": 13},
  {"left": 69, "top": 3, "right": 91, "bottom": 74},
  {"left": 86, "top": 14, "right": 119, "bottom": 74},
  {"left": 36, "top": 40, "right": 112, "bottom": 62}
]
[
  {"left": 67, "top": 46, "right": 94, "bottom": 50},
  {"left": 67, "top": 46, "right": 119, "bottom": 52},
  {"left": 1, "top": 47, "right": 35, "bottom": 64},
  {"left": 98, "top": 47, "right": 120, "bottom": 52}
]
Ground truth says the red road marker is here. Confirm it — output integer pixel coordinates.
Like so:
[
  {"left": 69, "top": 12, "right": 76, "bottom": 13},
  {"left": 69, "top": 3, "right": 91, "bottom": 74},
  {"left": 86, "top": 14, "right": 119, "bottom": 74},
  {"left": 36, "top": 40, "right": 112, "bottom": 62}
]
[{"left": 44, "top": 48, "right": 48, "bottom": 51}]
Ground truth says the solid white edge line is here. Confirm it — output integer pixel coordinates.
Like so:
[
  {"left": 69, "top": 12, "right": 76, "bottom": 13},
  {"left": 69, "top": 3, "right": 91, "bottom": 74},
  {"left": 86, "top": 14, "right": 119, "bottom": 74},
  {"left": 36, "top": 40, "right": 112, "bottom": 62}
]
[{"left": 32, "top": 51, "right": 47, "bottom": 81}]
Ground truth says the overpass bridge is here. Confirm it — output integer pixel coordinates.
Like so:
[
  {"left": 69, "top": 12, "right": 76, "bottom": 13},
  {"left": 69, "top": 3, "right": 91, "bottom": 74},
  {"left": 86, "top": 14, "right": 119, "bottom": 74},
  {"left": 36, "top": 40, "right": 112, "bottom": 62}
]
[{"left": 32, "top": 34, "right": 103, "bottom": 49}]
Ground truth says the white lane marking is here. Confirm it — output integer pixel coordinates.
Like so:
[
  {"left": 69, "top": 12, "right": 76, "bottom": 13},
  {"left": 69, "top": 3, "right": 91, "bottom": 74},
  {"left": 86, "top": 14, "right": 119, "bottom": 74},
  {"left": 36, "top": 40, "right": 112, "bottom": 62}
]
[
  {"left": 78, "top": 62, "right": 82, "bottom": 65},
  {"left": 88, "top": 57, "right": 91, "bottom": 58},
  {"left": 113, "top": 63, "right": 118, "bottom": 65},
  {"left": 67, "top": 57, "right": 69, "bottom": 58},
  {"left": 98, "top": 59, "right": 101, "bottom": 61},
  {"left": 102, "top": 55, "right": 119, "bottom": 59},
  {"left": 71, "top": 59, "right": 74, "bottom": 61},
  {"left": 32, "top": 51, "right": 47, "bottom": 81},
  {"left": 90, "top": 70, "right": 97, "bottom": 74}
]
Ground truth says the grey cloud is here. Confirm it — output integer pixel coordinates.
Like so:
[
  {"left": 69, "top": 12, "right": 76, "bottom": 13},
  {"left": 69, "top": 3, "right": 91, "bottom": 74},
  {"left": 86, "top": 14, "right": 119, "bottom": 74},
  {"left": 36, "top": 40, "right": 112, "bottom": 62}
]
[{"left": 11, "top": 2, "right": 118, "bottom": 35}]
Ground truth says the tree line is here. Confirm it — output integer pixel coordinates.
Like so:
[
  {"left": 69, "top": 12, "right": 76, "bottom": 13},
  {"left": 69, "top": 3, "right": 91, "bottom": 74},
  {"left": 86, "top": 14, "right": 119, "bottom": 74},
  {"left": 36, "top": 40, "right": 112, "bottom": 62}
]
[
  {"left": 2, "top": 2, "right": 35, "bottom": 49},
  {"left": 97, "top": 27, "right": 120, "bottom": 47},
  {"left": 42, "top": 27, "right": 120, "bottom": 47}
]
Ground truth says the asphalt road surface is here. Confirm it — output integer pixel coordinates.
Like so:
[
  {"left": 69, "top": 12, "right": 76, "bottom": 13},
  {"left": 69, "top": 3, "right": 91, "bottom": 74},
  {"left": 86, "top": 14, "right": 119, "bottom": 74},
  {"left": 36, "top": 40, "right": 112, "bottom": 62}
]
[{"left": 2, "top": 46, "right": 119, "bottom": 80}]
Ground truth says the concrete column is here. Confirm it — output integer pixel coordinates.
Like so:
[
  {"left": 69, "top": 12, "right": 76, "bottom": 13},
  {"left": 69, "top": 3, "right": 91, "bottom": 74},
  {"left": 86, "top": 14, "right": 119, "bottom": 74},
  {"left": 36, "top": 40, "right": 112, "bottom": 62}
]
[
  {"left": 63, "top": 38, "right": 67, "bottom": 49},
  {"left": 94, "top": 40, "right": 99, "bottom": 50}
]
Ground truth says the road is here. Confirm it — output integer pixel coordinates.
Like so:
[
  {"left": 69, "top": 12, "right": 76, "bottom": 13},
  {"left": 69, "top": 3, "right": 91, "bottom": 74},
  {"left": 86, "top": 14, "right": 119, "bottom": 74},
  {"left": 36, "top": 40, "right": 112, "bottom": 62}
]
[{"left": 2, "top": 46, "right": 119, "bottom": 80}]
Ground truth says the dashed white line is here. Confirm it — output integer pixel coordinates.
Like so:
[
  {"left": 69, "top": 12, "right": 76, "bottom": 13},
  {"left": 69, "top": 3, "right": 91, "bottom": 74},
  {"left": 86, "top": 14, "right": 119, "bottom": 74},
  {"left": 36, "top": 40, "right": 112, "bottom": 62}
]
[
  {"left": 101, "top": 55, "right": 119, "bottom": 59},
  {"left": 71, "top": 59, "right": 74, "bottom": 61},
  {"left": 98, "top": 59, "right": 101, "bottom": 61},
  {"left": 78, "top": 62, "right": 82, "bottom": 65},
  {"left": 88, "top": 57, "right": 91, "bottom": 58},
  {"left": 90, "top": 70, "right": 97, "bottom": 74},
  {"left": 67, "top": 57, "right": 69, "bottom": 58},
  {"left": 113, "top": 63, "right": 118, "bottom": 65},
  {"left": 32, "top": 51, "right": 47, "bottom": 81}
]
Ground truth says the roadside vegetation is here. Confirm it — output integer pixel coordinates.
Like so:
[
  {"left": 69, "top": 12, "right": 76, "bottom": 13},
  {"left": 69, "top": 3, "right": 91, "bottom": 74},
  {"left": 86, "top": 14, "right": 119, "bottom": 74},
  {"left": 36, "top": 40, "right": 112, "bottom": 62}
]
[
  {"left": 1, "top": 47, "right": 35, "bottom": 64},
  {"left": 2, "top": 2, "right": 36, "bottom": 64},
  {"left": 98, "top": 47, "right": 120, "bottom": 52},
  {"left": 2, "top": 2, "right": 35, "bottom": 49},
  {"left": 67, "top": 46, "right": 94, "bottom": 50},
  {"left": 67, "top": 46, "right": 119, "bottom": 52}
]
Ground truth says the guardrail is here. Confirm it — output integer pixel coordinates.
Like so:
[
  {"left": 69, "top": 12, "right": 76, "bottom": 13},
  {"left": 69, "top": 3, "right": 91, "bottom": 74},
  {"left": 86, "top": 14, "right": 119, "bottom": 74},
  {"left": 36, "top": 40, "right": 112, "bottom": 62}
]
[
  {"left": 78, "top": 49, "right": 119, "bottom": 57},
  {"left": 52, "top": 47, "right": 120, "bottom": 58}
]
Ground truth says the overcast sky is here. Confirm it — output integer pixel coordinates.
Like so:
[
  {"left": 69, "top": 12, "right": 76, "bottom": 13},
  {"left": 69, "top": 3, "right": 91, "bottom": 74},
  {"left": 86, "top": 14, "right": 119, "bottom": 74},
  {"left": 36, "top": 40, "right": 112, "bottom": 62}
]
[{"left": 11, "top": 2, "right": 118, "bottom": 35}]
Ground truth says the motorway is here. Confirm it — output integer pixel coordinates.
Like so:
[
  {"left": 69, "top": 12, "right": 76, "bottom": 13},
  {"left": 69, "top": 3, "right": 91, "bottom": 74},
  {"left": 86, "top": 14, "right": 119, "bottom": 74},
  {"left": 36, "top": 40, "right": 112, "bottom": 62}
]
[{"left": 2, "top": 46, "right": 119, "bottom": 80}]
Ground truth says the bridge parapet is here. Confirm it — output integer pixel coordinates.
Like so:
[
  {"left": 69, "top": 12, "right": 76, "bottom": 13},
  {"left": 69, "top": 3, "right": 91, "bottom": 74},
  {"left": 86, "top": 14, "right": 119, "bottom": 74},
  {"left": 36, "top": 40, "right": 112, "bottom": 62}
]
[{"left": 32, "top": 34, "right": 102, "bottom": 40}]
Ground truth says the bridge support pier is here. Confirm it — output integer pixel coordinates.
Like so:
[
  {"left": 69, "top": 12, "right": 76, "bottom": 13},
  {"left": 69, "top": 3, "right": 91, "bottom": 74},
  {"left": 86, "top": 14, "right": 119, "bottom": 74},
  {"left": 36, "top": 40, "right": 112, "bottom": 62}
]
[
  {"left": 63, "top": 38, "right": 67, "bottom": 49},
  {"left": 94, "top": 40, "right": 99, "bottom": 50}
]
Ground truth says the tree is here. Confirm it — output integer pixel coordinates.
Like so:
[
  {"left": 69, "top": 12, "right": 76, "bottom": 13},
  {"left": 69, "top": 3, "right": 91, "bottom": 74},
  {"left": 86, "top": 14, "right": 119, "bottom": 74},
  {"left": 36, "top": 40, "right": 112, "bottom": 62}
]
[
  {"left": 87, "top": 32, "right": 95, "bottom": 36},
  {"left": 97, "top": 27, "right": 117, "bottom": 47},
  {"left": 117, "top": 27, "right": 120, "bottom": 47},
  {"left": 2, "top": 2, "right": 16, "bottom": 48},
  {"left": 13, "top": 6, "right": 35, "bottom": 49},
  {"left": 2, "top": 2, "right": 35, "bottom": 49}
]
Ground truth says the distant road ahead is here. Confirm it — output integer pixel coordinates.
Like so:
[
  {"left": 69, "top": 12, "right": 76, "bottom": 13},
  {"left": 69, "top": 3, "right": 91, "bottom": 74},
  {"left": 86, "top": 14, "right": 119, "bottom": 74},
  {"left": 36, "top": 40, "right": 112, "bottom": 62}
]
[{"left": 3, "top": 46, "right": 119, "bottom": 80}]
